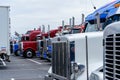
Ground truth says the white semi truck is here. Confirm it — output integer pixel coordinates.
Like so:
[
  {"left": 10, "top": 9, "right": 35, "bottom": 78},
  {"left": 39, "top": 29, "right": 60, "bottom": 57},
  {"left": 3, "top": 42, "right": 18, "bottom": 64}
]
[
  {"left": 0, "top": 6, "right": 11, "bottom": 66},
  {"left": 45, "top": 31, "right": 103, "bottom": 80},
  {"left": 89, "top": 2, "right": 120, "bottom": 80},
  {"left": 103, "top": 4, "right": 120, "bottom": 80}
]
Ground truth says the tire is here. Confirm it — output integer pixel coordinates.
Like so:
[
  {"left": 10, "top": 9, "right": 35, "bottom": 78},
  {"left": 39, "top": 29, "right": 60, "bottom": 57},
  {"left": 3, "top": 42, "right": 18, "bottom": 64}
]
[{"left": 25, "top": 49, "right": 34, "bottom": 58}]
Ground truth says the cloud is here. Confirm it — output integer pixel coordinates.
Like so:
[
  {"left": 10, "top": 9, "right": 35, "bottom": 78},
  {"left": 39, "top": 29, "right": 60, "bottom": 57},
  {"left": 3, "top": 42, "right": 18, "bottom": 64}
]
[{"left": 0, "top": 0, "right": 113, "bottom": 34}]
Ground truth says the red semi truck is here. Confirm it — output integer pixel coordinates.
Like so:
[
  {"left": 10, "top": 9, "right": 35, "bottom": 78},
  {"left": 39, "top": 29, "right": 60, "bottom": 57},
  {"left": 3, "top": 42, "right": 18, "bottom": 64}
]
[{"left": 20, "top": 29, "right": 41, "bottom": 58}]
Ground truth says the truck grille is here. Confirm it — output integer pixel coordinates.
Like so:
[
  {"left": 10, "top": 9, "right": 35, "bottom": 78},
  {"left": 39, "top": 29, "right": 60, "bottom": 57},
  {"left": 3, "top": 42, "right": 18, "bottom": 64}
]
[
  {"left": 52, "top": 42, "right": 70, "bottom": 79},
  {"left": 105, "top": 34, "right": 120, "bottom": 80}
]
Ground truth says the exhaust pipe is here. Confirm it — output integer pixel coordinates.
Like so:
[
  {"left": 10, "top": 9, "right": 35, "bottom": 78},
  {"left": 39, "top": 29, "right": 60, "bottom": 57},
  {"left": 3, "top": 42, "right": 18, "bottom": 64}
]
[
  {"left": 96, "top": 13, "right": 101, "bottom": 30},
  {"left": 48, "top": 25, "right": 50, "bottom": 38},
  {"left": 81, "top": 14, "right": 85, "bottom": 24},
  {"left": 72, "top": 17, "right": 75, "bottom": 28},
  {"left": 69, "top": 18, "right": 72, "bottom": 28},
  {"left": 62, "top": 20, "right": 65, "bottom": 35},
  {"left": 42, "top": 25, "right": 45, "bottom": 39},
  {"left": 42, "top": 25, "right": 45, "bottom": 34}
]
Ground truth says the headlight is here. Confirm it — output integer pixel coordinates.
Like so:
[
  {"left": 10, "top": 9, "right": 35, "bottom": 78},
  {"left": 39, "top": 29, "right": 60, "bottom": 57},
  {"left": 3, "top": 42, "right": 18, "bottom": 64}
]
[{"left": 90, "top": 73, "right": 99, "bottom": 80}]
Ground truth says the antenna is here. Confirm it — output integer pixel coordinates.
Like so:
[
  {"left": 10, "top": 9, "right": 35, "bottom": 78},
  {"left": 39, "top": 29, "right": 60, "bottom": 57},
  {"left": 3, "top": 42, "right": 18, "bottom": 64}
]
[
  {"left": 90, "top": 0, "right": 96, "bottom": 10},
  {"left": 72, "top": 17, "right": 75, "bottom": 28}
]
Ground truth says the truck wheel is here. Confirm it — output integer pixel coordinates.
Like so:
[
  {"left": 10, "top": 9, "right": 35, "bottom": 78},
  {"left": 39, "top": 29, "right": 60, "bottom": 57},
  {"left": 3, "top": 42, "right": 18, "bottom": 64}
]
[{"left": 25, "top": 49, "right": 33, "bottom": 58}]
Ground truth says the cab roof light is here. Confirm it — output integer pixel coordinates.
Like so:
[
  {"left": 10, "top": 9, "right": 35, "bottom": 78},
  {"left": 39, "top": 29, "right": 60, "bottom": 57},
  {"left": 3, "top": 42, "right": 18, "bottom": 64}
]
[{"left": 114, "top": 3, "right": 120, "bottom": 8}]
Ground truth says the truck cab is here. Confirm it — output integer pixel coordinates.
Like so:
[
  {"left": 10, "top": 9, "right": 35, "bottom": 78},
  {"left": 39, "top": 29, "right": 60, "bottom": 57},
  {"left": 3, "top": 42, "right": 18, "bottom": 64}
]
[
  {"left": 45, "top": 30, "right": 103, "bottom": 80},
  {"left": 20, "top": 29, "right": 41, "bottom": 58},
  {"left": 89, "top": 1, "right": 120, "bottom": 80}
]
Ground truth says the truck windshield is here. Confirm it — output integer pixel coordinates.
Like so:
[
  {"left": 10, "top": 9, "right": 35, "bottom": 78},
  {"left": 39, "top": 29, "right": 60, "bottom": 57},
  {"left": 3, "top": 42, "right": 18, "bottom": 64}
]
[
  {"left": 85, "top": 22, "right": 98, "bottom": 32},
  {"left": 36, "top": 36, "right": 42, "bottom": 40},
  {"left": 21, "top": 36, "right": 29, "bottom": 41},
  {"left": 103, "top": 14, "right": 120, "bottom": 29},
  {"left": 85, "top": 20, "right": 105, "bottom": 32},
  {"left": 71, "top": 29, "right": 81, "bottom": 34},
  {"left": 26, "top": 31, "right": 32, "bottom": 34}
]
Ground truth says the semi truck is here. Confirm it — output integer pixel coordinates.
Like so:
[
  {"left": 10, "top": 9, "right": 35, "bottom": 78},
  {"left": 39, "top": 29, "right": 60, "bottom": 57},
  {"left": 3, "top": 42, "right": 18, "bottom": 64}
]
[
  {"left": 0, "top": 6, "right": 11, "bottom": 66},
  {"left": 45, "top": 31, "right": 103, "bottom": 80},
  {"left": 20, "top": 29, "right": 41, "bottom": 58},
  {"left": 87, "top": 1, "right": 120, "bottom": 80}
]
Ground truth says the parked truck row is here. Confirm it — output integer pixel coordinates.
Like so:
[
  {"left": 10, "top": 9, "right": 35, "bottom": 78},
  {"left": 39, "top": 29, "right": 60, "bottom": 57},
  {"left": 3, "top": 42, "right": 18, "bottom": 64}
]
[
  {"left": 9, "top": 0, "right": 120, "bottom": 80},
  {"left": 45, "top": 0, "right": 120, "bottom": 80},
  {"left": 12, "top": 17, "right": 84, "bottom": 62}
]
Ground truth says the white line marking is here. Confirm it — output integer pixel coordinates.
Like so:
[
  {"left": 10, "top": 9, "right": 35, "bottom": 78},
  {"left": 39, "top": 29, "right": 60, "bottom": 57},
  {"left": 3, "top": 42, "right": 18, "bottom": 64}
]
[
  {"left": 27, "top": 59, "right": 42, "bottom": 65},
  {"left": 11, "top": 78, "right": 15, "bottom": 80}
]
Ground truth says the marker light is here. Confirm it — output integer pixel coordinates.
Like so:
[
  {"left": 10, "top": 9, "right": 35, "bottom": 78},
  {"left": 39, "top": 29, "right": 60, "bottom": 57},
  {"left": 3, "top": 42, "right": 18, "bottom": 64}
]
[{"left": 114, "top": 3, "right": 120, "bottom": 8}]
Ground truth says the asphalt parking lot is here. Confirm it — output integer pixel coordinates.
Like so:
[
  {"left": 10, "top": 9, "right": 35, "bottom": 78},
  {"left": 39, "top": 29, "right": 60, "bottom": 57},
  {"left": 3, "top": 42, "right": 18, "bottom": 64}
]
[{"left": 0, "top": 55, "right": 51, "bottom": 80}]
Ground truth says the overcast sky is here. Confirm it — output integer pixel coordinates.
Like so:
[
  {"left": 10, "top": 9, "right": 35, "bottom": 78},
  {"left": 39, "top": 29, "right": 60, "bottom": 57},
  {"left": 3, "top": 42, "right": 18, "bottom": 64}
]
[{"left": 0, "top": 0, "right": 112, "bottom": 35}]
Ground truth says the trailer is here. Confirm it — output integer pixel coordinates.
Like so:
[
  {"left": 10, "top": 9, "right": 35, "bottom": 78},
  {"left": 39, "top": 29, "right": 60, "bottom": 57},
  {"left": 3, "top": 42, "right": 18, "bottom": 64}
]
[{"left": 0, "top": 6, "right": 10, "bottom": 66}]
